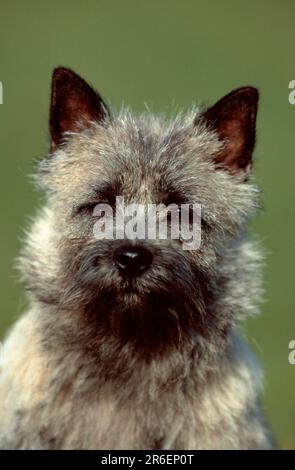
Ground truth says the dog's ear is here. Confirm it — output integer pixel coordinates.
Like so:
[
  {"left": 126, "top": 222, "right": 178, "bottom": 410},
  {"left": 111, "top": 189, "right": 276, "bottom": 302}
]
[
  {"left": 199, "top": 87, "right": 258, "bottom": 179},
  {"left": 50, "top": 67, "right": 109, "bottom": 151}
]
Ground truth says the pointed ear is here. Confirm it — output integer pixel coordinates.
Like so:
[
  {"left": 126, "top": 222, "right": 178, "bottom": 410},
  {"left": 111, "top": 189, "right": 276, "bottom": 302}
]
[
  {"left": 50, "top": 67, "right": 109, "bottom": 151},
  {"left": 200, "top": 87, "right": 259, "bottom": 179}
]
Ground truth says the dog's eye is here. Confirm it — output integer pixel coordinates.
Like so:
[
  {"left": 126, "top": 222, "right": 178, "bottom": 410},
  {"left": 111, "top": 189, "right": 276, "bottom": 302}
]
[
  {"left": 75, "top": 202, "right": 109, "bottom": 217},
  {"left": 166, "top": 206, "right": 181, "bottom": 223},
  {"left": 186, "top": 206, "right": 210, "bottom": 230},
  {"left": 165, "top": 204, "right": 209, "bottom": 231},
  {"left": 75, "top": 203, "right": 94, "bottom": 216},
  {"left": 165, "top": 206, "right": 200, "bottom": 225}
]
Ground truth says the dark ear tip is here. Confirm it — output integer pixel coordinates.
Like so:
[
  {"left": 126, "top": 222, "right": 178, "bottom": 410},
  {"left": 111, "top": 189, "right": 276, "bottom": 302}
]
[
  {"left": 200, "top": 86, "right": 259, "bottom": 125},
  {"left": 230, "top": 86, "right": 259, "bottom": 104},
  {"left": 52, "top": 67, "right": 80, "bottom": 84}
]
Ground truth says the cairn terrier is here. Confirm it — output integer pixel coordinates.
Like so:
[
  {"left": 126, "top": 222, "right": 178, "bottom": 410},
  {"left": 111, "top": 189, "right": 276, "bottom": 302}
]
[{"left": 0, "top": 68, "right": 274, "bottom": 449}]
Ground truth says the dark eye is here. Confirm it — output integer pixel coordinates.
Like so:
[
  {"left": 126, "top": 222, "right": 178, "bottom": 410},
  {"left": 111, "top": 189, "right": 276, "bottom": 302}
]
[
  {"left": 75, "top": 202, "right": 109, "bottom": 217},
  {"left": 75, "top": 203, "right": 95, "bottom": 216},
  {"left": 185, "top": 205, "right": 211, "bottom": 230},
  {"left": 166, "top": 206, "right": 181, "bottom": 223},
  {"left": 180, "top": 205, "right": 209, "bottom": 230},
  {"left": 165, "top": 205, "right": 201, "bottom": 225}
]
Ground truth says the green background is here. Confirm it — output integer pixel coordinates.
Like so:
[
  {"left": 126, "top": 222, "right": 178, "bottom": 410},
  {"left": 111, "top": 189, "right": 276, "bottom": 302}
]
[{"left": 0, "top": 0, "right": 294, "bottom": 449}]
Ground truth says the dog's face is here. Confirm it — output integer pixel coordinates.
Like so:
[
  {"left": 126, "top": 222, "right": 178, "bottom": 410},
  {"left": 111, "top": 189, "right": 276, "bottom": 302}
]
[{"left": 29, "top": 68, "right": 259, "bottom": 349}]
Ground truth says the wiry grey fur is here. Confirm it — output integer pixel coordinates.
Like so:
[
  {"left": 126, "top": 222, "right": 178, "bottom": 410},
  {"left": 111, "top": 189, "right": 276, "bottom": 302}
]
[{"left": 0, "top": 97, "right": 274, "bottom": 448}]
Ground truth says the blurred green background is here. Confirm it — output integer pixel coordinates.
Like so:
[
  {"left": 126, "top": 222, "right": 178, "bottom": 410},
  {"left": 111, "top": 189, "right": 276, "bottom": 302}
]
[{"left": 0, "top": 0, "right": 294, "bottom": 449}]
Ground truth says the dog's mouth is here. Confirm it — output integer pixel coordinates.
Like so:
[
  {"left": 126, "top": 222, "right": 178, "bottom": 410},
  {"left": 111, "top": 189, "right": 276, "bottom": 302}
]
[
  {"left": 65, "top": 242, "right": 206, "bottom": 335},
  {"left": 85, "top": 268, "right": 199, "bottom": 323},
  {"left": 61, "top": 249, "right": 209, "bottom": 352}
]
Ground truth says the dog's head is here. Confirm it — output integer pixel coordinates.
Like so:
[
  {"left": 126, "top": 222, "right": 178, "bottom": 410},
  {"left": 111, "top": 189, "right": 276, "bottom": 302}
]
[{"left": 24, "top": 68, "right": 260, "bottom": 351}]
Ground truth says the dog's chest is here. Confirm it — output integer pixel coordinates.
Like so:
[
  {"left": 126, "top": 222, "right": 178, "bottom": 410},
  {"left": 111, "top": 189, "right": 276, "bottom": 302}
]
[{"left": 19, "top": 369, "right": 198, "bottom": 450}]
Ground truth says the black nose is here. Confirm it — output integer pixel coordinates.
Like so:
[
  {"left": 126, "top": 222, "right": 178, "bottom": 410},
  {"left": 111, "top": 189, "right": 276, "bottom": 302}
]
[{"left": 114, "top": 246, "right": 153, "bottom": 277}]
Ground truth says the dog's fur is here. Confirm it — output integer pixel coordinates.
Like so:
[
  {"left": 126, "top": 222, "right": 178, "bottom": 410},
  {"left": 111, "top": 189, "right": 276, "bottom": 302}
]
[{"left": 0, "top": 68, "right": 274, "bottom": 449}]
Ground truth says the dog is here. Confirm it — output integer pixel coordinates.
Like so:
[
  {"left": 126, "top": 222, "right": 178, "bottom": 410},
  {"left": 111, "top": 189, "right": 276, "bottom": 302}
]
[{"left": 0, "top": 67, "right": 274, "bottom": 449}]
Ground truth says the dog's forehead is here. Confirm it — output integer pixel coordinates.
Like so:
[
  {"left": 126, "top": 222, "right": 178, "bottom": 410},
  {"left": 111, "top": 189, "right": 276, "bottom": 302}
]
[
  {"left": 89, "top": 131, "right": 189, "bottom": 197},
  {"left": 48, "top": 113, "right": 222, "bottom": 205},
  {"left": 92, "top": 116, "right": 216, "bottom": 177}
]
